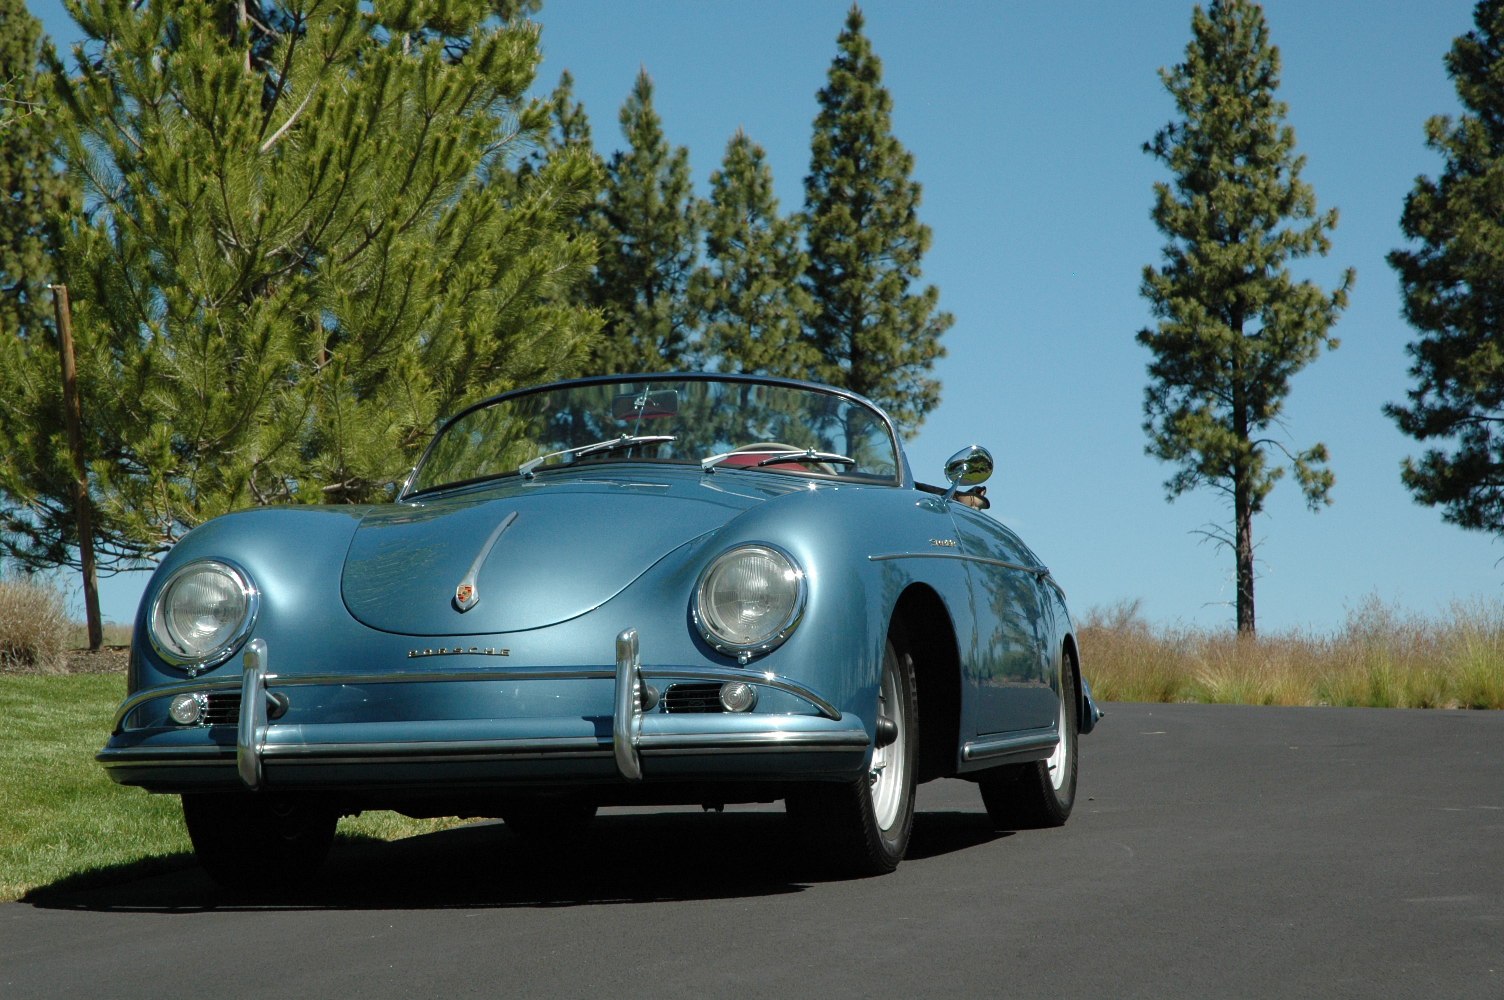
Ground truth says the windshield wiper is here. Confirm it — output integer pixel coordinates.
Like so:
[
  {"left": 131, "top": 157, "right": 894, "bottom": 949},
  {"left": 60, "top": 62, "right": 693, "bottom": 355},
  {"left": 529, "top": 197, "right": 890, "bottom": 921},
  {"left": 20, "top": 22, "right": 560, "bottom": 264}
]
[
  {"left": 519, "top": 435, "right": 677, "bottom": 479},
  {"left": 700, "top": 447, "right": 855, "bottom": 472}
]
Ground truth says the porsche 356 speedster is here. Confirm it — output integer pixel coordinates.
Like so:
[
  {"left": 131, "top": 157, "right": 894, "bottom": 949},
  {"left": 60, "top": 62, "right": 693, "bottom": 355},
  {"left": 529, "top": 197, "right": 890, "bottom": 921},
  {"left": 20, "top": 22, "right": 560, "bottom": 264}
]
[{"left": 99, "top": 373, "right": 1101, "bottom": 884}]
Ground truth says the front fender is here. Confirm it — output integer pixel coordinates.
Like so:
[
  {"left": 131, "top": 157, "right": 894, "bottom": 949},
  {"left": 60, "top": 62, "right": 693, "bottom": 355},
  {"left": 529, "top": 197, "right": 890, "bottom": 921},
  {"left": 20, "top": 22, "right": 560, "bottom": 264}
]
[{"left": 130, "top": 505, "right": 372, "bottom": 691}]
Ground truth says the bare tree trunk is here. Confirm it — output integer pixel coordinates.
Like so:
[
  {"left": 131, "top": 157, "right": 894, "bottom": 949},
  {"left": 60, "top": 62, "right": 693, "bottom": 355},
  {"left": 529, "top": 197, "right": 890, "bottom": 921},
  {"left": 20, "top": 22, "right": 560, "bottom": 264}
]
[
  {"left": 1232, "top": 362, "right": 1256, "bottom": 636},
  {"left": 1235, "top": 484, "right": 1256, "bottom": 635},
  {"left": 50, "top": 284, "right": 103, "bottom": 651}
]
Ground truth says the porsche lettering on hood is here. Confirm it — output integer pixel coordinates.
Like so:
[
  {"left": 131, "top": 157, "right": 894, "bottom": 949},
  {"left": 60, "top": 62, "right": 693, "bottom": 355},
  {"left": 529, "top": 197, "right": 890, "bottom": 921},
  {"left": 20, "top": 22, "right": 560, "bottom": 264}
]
[{"left": 340, "top": 480, "right": 752, "bottom": 636}]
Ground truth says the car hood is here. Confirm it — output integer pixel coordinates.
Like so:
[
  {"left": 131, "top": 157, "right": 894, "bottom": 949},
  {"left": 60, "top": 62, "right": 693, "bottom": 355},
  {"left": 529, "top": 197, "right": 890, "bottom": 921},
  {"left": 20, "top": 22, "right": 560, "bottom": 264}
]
[{"left": 341, "top": 471, "right": 790, "bottom": 636}]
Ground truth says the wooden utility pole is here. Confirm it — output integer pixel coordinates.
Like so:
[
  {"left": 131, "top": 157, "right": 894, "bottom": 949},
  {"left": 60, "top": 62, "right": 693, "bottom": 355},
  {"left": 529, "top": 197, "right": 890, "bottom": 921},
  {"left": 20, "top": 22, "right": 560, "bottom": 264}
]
[{"left": 49, "top": 284, "right": 102, "bottom": 651}]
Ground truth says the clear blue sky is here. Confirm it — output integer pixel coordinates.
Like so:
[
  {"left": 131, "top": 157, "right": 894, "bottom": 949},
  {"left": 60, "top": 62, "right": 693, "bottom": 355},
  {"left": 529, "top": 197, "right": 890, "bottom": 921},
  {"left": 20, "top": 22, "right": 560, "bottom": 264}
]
[{"left": 28, "top": 0, "right": 1500, "bottom": 633}]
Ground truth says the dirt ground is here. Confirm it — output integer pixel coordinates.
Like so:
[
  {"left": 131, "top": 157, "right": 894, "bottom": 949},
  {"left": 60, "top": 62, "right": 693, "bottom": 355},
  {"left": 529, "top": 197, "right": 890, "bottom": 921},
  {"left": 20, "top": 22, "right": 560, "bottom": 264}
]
[
  {"left": 62, "top": 647, "right": 131, "bottom": 673},
  {"left": 0, "top": 647, "right": 133, "bottom": 675}
]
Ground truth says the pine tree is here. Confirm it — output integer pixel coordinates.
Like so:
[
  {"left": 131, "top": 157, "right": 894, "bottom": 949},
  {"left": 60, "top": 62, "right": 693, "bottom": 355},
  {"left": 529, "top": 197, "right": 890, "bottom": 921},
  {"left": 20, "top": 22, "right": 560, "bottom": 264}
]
[
  {"left": 0, "top": 0, "right": 600, "bottom": 566},
  {"left": 490, "top": 68, "right": 602, "bottom": 349},
  {"left": 802, "top": 5, "right": 949, "bottom": 436},
  {"left": 539, "top": 70, "right": 603, "bottom": 253},
  {"left": 1140, "top": 0, "right": 1353, "bottom": 634},
  {"left": 1387, "top": 1, "right": 1504, "bottom": 539},
  {"left": 586, "top": 69, "right": 701, "bottom": 374},
  {"left": 0, "top": 0, "right": 92, "bottom": 573},
  {"left": 548, "top": 70, "right": 594, "bottom": 156},
  {"left": 691, "top": 129, "right": 815, "bottom": 378},
  {"left": 0, "top": 2, "right": 67, "bottom": 345},
  {"left": 511, "top": 70, "right": 595, "bottom": 188}
]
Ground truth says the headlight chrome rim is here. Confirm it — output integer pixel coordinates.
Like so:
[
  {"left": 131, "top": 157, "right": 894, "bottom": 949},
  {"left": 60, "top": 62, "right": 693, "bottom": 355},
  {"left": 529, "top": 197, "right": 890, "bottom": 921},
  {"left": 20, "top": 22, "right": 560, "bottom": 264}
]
[
  {"left": 148, "top": 559, "right": 259, "bottom": 674},
  {"left": 692, "top": 543, "right": 806, "bottom": 660}
]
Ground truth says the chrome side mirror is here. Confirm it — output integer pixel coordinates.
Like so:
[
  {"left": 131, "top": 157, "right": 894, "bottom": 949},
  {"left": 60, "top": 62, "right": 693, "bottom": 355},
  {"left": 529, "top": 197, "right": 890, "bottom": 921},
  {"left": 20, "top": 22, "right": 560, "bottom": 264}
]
[{"left": 942, "top": 445, "right": 993, "bottom": 502}]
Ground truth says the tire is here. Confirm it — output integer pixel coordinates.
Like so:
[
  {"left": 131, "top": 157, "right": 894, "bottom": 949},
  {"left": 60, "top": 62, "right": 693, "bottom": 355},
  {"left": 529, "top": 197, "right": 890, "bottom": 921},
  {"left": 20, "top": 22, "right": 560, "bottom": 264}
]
[
  {"left": 500, "top": 799, "right": 599, "bottom": 841},
  {"left": 978, "top": 649, "right": 1079, "bottom": 830},
  {"left": 786, "top": 633, "right": 918, "bottom": 876},
  {"left": 181, "top": 793, "right": 337, "bottom": 891}
]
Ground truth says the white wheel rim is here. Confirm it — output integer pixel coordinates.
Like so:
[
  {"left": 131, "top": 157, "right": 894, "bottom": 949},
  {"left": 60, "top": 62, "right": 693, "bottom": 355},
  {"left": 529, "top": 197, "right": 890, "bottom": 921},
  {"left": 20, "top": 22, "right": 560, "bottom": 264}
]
[
  {"left": 1048, "top": 672, "right": 1072, "bottom": 794},
  {"left": 869, "top": 656, "right": 907, "bottom": 830}
]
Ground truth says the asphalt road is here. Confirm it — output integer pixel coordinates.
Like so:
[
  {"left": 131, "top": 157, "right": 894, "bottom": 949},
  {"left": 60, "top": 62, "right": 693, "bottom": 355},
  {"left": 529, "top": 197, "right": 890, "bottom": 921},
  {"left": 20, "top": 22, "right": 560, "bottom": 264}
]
[{"left": 3, "top": 703, "right": 1500, "bottom": 999}]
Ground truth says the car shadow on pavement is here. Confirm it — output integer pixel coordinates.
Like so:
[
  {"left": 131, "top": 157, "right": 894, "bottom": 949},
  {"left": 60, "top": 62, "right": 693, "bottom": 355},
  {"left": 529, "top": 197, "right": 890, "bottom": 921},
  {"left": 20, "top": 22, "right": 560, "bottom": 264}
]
[
  {"left": 907, "top": 809, "right": 1013, "bottom": 861},
  {"left": 23, "top": 807, "right": 1008, "bottom": 913}
]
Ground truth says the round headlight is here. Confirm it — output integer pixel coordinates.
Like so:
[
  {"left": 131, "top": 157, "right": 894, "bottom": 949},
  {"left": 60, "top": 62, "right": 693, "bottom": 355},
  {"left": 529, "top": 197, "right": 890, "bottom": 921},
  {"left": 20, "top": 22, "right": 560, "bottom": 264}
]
[
  {"left": 693, "top": 544, "right": 805, "bottom": 658},
  {"left": 149, "top": 559, "right": 259, "bottom": 671}
]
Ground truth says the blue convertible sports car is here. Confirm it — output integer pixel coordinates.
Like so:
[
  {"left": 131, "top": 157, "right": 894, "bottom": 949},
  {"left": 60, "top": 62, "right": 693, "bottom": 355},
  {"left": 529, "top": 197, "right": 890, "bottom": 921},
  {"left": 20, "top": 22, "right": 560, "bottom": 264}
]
[{"left": 99, "top": 373, "right": 1100, "bottom": 884}]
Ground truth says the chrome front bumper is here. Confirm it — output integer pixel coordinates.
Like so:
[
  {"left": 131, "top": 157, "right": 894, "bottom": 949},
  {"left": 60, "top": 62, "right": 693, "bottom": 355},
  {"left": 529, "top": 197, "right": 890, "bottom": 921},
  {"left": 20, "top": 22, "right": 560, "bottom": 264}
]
[{"left": 99, "top": 629, "right": 870, "bottom": 792}]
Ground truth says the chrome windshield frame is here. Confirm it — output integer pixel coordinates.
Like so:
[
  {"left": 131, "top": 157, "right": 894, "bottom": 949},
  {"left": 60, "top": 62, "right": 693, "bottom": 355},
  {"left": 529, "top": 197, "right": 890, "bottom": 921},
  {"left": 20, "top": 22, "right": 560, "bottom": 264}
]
[{"left": 401, "top": 372, "right": 910, "bottom": 501}]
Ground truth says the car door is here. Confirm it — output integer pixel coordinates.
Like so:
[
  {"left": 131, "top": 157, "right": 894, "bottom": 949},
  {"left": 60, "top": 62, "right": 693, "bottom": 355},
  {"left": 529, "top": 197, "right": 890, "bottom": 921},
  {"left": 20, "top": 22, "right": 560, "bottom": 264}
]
[{"left": 949, "top": 503, "right": 1059, "bottom": 735}]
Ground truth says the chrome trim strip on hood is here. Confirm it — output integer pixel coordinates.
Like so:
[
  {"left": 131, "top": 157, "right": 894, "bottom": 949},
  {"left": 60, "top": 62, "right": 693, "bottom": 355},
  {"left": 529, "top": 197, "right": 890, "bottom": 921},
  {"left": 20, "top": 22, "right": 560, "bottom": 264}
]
[{"left": 454, "top": 510, "right": 517, "bottom": 612}]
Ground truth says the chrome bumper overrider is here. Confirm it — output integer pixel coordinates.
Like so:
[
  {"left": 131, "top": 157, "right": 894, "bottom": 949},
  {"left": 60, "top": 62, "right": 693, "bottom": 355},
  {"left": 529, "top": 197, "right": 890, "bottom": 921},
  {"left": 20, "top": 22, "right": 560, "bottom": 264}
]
[
  {"left": 238, "top": 637, "right": 270, "bottom": 788},
  {"left": 101, "top": 629, "right": 868, "bottom": 789}
]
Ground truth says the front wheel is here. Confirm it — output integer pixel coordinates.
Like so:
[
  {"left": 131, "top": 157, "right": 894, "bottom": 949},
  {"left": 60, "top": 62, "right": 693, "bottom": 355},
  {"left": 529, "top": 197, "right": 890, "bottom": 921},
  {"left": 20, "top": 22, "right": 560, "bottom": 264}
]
[
  {"left": 978, "top": 650, "right": 1079, "bottom": 830},
  {"left": 786, "top": 634, "right": 917, "bottom": 875},
  {"left": 181, "top": 793, "right": 337, "bottom": 891}
]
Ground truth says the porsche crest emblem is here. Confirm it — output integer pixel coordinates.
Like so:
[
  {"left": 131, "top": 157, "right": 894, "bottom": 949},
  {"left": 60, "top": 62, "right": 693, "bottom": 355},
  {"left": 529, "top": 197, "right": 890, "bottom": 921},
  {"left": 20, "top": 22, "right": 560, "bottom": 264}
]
[{"left": 455, "top": 583, "right": 477, "bottom": 611}]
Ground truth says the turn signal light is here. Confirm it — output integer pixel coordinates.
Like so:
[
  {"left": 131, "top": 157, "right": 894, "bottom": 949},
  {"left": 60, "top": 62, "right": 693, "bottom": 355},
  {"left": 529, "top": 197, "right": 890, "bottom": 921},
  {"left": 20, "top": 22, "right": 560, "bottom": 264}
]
[
  {"left": 718, "top": 681, "right": 758, "bottom": 713},
  {"left": 168, "top": 692, "right": 207, "bottom": 726}
]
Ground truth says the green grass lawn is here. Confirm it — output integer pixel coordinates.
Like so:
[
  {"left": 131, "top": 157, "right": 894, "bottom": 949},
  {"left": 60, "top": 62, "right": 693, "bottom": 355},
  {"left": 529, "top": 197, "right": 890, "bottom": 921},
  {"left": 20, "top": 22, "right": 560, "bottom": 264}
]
[
  {"left": 0, "top": 674, "right": 461, "bottom": 901},
  {"left": 0, "top": 674, "right": 189, "bottom": 900}
]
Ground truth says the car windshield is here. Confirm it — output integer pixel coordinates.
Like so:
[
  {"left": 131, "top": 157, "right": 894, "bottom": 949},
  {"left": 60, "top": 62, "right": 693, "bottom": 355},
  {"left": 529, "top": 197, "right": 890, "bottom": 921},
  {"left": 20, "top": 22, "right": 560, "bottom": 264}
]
[{"left": 408, "top": 376, "right": 901, "bottom": 496}]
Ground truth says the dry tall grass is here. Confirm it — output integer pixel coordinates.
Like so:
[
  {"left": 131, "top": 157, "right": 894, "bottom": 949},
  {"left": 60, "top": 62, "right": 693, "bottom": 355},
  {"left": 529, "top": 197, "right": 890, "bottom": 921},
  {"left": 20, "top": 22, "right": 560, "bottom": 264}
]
[
  {"left": 1078, "top": 596, "right": 1504, "bottom": 709},
  {"left": 0, "top": 577, "right": 71, "bottom": 672}
]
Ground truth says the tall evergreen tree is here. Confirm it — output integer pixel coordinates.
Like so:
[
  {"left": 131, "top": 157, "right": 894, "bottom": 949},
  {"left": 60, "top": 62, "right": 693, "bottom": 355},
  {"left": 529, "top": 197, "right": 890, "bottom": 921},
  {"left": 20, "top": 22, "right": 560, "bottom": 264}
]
[
  {"left": 539, "top": 70, "right": 603, "bottom": 248},
  {"left": 511, "top": 69, "right": 595, "bottom": 187},
  {"left": 547, "top": 70, "right": 594, "bottom": 156},
  {"left": 802, "top": 5, "right": 949, "bottom": 436},
  {"left": 0, "top": 3, "right": 67, "bottom": 338},
  {"left": 1140, "top": 0, "right": 1353, "bottom": 634},
  {"left": 0, "top": 0, "right": 600, "bottom": 567},
  {"left": 586, "top": 69, "right": 701, "bottom": 374},
  {"left": 1387, "top": 1, "right": 1504, "bottom": 540},
  {"left": 0, "top": 0, "right": 88, "bottom": 572},
  {"left": 691, "top": 129, "right": 815, "bottom": 378},
  {"left": 0, "top": 0, "right": 71, "bottom": 373}
]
